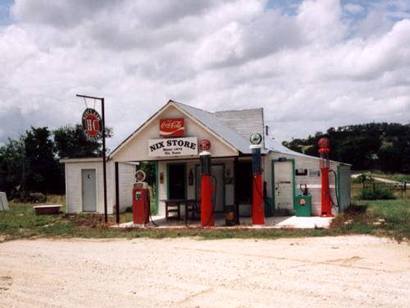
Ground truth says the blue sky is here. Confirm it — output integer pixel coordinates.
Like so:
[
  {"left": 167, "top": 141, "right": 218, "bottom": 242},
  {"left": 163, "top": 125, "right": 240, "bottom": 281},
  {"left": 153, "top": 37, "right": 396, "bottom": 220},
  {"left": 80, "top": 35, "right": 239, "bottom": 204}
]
[
  {"left": 0, "top": 0, "right": 12, "bottom": 25},
  {"left": 0, "top": 0, "right": 409, "bottom": 147}
]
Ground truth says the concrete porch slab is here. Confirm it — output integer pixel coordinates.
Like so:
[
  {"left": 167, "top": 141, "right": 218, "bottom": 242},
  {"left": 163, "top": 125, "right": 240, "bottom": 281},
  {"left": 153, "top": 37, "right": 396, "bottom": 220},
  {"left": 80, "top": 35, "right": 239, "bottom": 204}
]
[{"left": 113, "top": 215, "right": 334, "bottom": 229}]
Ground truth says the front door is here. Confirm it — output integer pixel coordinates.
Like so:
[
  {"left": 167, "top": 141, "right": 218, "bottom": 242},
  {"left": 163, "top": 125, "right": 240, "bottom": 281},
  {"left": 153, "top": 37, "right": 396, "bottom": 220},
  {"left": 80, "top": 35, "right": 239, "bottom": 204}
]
[
  {"left": 168, "top": 163, "right": 186, "bottom": 199},
  {"left": 273, "top": 161, "right": 294, "bottom": 212},
  {"left": 82, "top": 169, "right": 96, "bottom": 212}
]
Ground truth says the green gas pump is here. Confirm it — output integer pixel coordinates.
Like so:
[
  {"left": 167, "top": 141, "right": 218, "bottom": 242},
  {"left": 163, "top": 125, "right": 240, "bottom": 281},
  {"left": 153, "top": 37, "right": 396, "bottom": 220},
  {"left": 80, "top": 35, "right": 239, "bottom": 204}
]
[{"left": 294, "top": 184, "right": 312, "bottom": 217}]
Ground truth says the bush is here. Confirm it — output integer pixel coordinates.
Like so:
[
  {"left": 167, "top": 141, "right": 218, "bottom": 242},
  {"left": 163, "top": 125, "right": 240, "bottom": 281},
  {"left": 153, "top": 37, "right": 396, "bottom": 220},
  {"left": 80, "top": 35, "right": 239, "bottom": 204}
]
[{"left": 359, "top": 186, "right": 396, "bottom": 200}]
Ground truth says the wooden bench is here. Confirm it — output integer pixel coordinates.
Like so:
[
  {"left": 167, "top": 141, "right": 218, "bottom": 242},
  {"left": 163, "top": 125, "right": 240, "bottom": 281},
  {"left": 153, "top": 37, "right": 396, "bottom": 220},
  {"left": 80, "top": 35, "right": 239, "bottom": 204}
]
[{"left": 33, "top": 204, "right": 63, "bottom": 215}]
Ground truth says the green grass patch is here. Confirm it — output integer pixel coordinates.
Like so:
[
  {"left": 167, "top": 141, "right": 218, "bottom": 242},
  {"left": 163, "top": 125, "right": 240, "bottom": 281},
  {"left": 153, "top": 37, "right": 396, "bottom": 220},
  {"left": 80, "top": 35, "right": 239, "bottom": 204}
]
[
  {"left": 1, "top": 199, "right": 409, "bottom": 242},
  {"left": 330, "top": 199, "right": 410, "bottom": 241}
]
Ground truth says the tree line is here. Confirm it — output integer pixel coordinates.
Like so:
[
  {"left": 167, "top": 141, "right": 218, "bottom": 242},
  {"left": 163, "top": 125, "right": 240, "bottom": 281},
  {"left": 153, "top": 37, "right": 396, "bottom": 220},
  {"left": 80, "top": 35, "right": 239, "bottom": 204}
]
[
  {"left": 0, "top": 126, "right": 101, "bottom": 198},
  {"left": 1, "top": 121, "right": 408, "bottom": 198},
  {"left": 283, "top": 122, "right": 410, "bottom": 173}
]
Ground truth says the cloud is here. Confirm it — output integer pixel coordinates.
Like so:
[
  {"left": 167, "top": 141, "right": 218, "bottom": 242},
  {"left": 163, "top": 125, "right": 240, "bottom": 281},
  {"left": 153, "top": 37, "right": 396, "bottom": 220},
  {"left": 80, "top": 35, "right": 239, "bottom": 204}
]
[{"left": 0, "top": 0, "right": 409, "bottom": 148}]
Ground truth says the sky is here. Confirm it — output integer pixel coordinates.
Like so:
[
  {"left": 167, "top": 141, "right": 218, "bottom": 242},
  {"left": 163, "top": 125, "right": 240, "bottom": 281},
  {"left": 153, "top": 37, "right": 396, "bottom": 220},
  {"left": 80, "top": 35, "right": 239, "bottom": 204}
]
[{"left": 0, "top": 0, "right": 409, "bottom": 150}]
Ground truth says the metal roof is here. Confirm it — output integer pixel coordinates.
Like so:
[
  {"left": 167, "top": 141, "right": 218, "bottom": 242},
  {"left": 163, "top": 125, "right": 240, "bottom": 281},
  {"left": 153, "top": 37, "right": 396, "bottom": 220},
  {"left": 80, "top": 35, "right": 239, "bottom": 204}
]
[
  {"left": 172, "top": 101, "right": 252, "bottom": 154},
  {"left": 214, "top": 108, "right": 264, "bottom": 141},
  {"left": 110, "top": 99, "right": 327, "bottom": 159}
]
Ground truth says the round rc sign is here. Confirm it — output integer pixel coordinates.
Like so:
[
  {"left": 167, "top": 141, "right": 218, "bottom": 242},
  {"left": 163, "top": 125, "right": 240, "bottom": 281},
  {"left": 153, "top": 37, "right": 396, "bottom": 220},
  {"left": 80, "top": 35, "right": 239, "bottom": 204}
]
[{"left": 82, "top": 108, "right": 102, "bottom": 140}]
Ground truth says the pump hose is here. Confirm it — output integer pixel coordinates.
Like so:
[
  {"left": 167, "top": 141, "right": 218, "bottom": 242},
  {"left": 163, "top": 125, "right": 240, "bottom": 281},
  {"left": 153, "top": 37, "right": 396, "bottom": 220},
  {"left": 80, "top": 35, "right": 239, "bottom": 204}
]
[
  {"left": 329, "top": 170, "right": 340, "bottom": 210},
  {"left": 147, "top": 191, "right": 159, "bottom": 227}
]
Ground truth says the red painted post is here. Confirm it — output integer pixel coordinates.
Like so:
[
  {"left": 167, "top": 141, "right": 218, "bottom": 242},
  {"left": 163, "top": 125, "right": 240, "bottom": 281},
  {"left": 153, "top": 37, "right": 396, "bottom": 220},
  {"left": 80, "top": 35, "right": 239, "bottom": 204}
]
[
  {"left": 201, "top": 174, "right": 214, "bottom": 226},
  {"left": 252, "top": 173, "right": 264, "bottom": 224},
  {"left": 250, "top": 140, "right": 265, "bottom": 225},
  {"left": 200, "top": 150, "right": 214, "bottom": 227}
]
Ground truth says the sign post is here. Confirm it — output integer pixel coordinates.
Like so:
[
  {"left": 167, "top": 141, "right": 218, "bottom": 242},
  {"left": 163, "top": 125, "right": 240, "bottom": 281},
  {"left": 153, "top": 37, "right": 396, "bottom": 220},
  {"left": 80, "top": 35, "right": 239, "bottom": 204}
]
[{"left": 77, "top": 94, "right": 108, "bottom": 223}]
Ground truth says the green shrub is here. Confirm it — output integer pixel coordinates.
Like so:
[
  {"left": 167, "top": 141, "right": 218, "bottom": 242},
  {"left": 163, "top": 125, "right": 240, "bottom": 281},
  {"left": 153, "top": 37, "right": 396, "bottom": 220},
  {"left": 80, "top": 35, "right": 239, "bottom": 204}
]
[{"left": 359, "top": 187, "right": 396, "bottom": 200}]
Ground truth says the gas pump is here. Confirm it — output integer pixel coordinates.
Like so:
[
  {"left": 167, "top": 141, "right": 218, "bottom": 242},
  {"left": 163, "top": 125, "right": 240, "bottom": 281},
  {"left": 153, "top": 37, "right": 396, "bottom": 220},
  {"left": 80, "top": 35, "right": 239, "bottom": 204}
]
[
  {"left": 132, "top": 170, "right": 150, "bottom": 225},
  {"left": 199, "top": 139, "right": 214, "bottom": 227},
  {"left": 250, "top": 133, "right": 265, "bottom": 225},
  {"left": 318, "top": 137, "right": 333, "bottom": 217}
]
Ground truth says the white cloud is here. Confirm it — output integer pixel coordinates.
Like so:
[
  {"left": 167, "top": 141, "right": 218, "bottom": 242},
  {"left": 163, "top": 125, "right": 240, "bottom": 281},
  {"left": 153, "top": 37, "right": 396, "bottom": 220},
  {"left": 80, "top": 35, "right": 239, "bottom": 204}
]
[
  {"left": 0, "top": 0, "right": 409, "bottom": 146},
  {"left": 344, "top": 3, "right": 364, "bottom": 15}
]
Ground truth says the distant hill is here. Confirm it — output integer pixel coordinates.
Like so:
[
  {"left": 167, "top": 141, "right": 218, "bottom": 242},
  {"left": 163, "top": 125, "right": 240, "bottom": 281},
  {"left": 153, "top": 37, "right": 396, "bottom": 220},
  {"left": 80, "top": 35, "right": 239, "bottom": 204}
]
[{"left": 283, "top": 123, "right": 410, "bottom": 173}]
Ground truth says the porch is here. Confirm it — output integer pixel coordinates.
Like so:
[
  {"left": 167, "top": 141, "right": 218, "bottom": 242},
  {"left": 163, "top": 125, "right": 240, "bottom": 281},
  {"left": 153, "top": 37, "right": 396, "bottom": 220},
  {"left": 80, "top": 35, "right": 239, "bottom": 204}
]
[{"left": 115, "top": 214, "right": 333, "bottom": 229}]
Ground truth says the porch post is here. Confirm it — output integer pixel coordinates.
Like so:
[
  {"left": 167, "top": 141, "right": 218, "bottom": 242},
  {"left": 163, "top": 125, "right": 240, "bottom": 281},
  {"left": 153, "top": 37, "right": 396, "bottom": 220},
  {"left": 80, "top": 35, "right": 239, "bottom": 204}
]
[
  {"left": 233, "top": 157, "right": 240, "bottom": 225},
  {"left": 115, "top": 162, "right": 120, "bottom": 224},
  {"left": 251, "top": 144, "right": 265, "bottom": 225},
  {"left": 200, "top": 151, "right": 214, "bottom": 227}
]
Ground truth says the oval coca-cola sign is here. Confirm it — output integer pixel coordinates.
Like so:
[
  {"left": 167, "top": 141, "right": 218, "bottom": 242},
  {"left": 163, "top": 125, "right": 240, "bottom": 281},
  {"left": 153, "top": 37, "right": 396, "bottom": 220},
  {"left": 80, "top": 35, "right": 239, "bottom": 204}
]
[
  {"left": 160, "top": 118, "right": 184, "bottom": 137},
  {"left": 82, "top": 108, "right": 102, "bottom": 140}
]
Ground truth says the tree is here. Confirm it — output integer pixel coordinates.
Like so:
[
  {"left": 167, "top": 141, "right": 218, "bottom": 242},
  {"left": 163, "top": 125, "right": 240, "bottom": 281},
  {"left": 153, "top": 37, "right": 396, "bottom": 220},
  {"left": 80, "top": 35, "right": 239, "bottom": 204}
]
[
  {"left": 0, "top": 138, "right": 25, "bottom": 197},
  {"left": 283, "top": 122, "right": 410, "bottom": 173},
  {"left": 54, "top": 125, "right": 101, "bottom": 159},
  {"left": 23, "top": 127, "right": 63, "bottom": 194}
]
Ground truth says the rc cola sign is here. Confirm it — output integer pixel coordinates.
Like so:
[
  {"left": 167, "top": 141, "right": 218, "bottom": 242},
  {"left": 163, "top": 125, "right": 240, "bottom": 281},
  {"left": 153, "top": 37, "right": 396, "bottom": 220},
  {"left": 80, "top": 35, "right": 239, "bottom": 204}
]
[
  {"left": 148, "top": 137, "right": 198, "bottom": 157},
  {"left": 82, "top": 108, "right": 102, "bottom": 140}
]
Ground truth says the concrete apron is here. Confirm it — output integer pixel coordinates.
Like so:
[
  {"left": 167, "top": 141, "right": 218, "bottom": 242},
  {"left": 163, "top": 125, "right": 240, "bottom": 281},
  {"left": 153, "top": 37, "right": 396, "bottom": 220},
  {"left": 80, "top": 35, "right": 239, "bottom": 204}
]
[{"left": 113, "top": 216, "right": 334, "bottom": 229}]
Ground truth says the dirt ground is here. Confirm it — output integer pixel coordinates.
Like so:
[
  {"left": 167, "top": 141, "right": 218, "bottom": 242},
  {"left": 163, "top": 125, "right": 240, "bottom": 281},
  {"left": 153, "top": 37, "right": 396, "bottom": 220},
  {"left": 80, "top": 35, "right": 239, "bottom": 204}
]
[{"left": 0, "top": 236, "right": 409, "bottom": 308}]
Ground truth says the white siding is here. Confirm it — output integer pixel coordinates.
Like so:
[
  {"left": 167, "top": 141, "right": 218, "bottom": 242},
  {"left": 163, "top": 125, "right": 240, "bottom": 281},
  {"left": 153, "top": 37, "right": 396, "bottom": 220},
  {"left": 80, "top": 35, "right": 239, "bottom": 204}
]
[
  {"left": 64, "top": 160, "right": 106, "bottom": 214},
  {"left": 64, "top": 160, "right": 136, "bottom": 214},
  {"left": 113, "top": 105, "right": 238, "bottom": 162},
  {"left": 269, "top": 152, "right": 351, "bottom": 215}
]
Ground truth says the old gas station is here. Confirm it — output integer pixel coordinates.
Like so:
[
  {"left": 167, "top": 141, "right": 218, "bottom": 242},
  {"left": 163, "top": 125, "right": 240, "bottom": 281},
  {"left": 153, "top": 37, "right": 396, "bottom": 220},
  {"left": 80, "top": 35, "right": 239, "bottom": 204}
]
[{"left": 61, "top": 99, "right": 351, "bottom": 228}]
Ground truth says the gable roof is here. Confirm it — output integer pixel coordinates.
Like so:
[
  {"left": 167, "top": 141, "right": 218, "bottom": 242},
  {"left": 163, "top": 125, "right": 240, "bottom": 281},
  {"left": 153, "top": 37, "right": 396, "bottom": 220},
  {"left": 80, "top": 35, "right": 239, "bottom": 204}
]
[
  {"left": 172, "top": 101, "right": 252, "bottom": 154},
  {"left": 109, "top": 100, "right": 253, "bottom": 159},
  {"left": 214, "top": 108, "right": 264, "bottom": 141},
  {"left": 109, "top": 99, "right": 337, "bottom": 161}
]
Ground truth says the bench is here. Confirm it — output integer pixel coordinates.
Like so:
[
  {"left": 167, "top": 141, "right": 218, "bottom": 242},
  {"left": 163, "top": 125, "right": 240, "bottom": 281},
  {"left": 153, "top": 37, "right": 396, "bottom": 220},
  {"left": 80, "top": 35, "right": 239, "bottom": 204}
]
[{"left": 33, "top": 204, "right": 63, "bottom": 215}]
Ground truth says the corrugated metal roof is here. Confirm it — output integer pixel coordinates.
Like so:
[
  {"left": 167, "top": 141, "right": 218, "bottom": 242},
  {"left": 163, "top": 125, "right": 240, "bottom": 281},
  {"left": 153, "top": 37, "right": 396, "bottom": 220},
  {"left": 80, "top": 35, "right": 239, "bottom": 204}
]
[
  {"left": 214, "top": 108, "right": 264, "bottom": 141},
  {"left": 265, "top": 137, "right": 316, "bottom": 158}
]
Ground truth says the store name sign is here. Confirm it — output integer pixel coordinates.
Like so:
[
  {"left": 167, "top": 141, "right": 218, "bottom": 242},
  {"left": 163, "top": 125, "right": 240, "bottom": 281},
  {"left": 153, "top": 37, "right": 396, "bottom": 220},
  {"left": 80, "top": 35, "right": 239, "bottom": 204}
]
[
  {"left": 160, "top": 118, "right": 184, "bottom": 137},
  {"left": 148, "top": 137, "right": 198, "bottom": 157}
]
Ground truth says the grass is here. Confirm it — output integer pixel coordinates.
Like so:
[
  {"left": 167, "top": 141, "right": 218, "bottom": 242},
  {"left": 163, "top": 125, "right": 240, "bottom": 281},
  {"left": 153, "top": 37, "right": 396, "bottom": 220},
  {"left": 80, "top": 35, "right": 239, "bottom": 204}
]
[
  {"left": 331, "top": 199, "right": 410, "bottom": 241},
  {"left": 353, "top": 171, "right": 410, "bottom": 183},
  {"left": 1, "top": 197, "right": 409, "bottom": 242}
]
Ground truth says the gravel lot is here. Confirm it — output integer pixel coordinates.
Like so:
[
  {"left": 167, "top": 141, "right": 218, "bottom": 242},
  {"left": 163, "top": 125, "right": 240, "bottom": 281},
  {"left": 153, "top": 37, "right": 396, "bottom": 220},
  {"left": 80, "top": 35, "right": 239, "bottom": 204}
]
[{"left": 0, "top": 235, "right": 409, "bottom": 308}]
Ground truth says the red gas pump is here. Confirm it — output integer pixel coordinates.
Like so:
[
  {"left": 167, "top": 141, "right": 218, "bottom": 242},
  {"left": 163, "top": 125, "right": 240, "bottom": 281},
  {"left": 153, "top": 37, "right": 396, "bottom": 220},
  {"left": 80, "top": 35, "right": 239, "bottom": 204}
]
[
  {"left": 132, "top": 170, "right": 150, "bottom": 225},
  {"left": 318, "top": 137, "right": 333, "bottom": 217},
  {"left": 200, "top": 146, "right": 214, "bottom": 227}
]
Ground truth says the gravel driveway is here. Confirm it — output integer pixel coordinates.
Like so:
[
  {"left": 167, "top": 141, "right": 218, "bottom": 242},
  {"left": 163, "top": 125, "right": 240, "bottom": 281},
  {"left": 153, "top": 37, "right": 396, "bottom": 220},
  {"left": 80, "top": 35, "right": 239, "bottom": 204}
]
[{"left": 0, "top": 235, "right": 409, "bottom": 307}]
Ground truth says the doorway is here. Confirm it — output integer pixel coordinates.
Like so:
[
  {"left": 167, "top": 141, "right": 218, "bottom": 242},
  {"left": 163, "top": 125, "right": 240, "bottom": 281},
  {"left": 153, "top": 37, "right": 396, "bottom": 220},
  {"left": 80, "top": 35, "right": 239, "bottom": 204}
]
[
  {"left": 273, "top": 160, "right": 295, "bottom": 212},
  {"left": 82, "top": 169, "right": 96, "bottom": 212},
  {"left": 167, "top": 163, "right": 186, "bottom": 199}
]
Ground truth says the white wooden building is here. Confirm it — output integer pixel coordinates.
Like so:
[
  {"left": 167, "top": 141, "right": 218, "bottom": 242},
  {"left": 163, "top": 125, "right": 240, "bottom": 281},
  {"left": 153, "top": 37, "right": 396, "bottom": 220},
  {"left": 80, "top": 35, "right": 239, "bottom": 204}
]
[{"left": 61, "top": 100, "right": 351, "bottom": 218}]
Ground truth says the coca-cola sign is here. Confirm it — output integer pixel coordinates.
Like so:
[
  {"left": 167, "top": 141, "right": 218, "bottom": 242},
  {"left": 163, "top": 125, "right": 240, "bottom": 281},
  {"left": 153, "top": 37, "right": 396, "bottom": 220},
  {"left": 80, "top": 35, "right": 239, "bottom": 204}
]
[{"left": 160, "top": 118, "right": 184, "bottom": 137}]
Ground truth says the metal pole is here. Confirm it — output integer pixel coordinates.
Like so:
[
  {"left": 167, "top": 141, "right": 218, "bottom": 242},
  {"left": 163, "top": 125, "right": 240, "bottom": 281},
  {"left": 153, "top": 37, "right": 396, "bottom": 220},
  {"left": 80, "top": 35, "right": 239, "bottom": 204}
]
[
  {"left": 76, "top": 94, "right": 108, "bottom": 223},
  {"left": 115, "top": 162, "right": 120, "bottom": 224},
  {"left": 101, "top": 97, "right": 108, "bottom": 223}
]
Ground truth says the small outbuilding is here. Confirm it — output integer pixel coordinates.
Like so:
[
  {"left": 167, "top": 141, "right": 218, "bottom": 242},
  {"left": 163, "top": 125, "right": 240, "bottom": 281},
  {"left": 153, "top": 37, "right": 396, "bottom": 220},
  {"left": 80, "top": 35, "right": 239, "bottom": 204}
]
[{"left": 62, "top": 100, "right": 351, "bottom": 221}]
